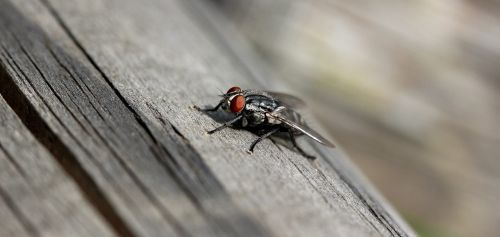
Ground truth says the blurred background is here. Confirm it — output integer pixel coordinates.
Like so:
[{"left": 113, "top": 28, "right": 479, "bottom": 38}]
[{"left": 208, "top": 1, "right": 500, "bottom": 236}]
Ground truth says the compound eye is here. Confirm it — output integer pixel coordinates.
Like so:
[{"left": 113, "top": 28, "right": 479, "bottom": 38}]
[
  {"left": 226, "top": 86, "right": 241, "bottom": 94},
  {"left": 230, "top": 95, "right": 245, "bottom": 113}
]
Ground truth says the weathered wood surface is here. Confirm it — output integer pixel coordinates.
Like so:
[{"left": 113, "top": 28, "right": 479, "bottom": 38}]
[
  {"left": 0, "top": 0, "right": 415, "bottom": 236},
  {"left": 0, "top": 90, "right": 114, "bottom": 236}
]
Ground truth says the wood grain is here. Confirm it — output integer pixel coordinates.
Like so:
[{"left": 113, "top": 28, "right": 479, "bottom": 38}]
[
  {"left": 0, "top": 0, "right": 415, "bottom": 236},
  {"left": 0, "top": 87, "right": 113, "bottom": 236}
]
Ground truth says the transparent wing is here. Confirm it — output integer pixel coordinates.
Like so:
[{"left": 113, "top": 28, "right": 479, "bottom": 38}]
[
  {"left": 266, "top": 91, "right": 306, "bottom": 108},
  {"left": 268, "top": 112, "right": 335, "bottom": 148},
  {"left": 245, "top": 90, "right": 306, "bottom": 108}
]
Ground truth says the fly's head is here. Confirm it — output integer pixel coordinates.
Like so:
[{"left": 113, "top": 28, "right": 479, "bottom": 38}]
[{"left": 221, "top": 86, "right": 246, "bottom": 114}]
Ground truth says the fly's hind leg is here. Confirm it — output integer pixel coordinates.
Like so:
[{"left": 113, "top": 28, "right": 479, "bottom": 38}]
[
  {"left": 289, "top": 130, "right": 316, "bottom": 160},
  {"left": 247, "top": 127, "right": 281, "bottom": 153}
]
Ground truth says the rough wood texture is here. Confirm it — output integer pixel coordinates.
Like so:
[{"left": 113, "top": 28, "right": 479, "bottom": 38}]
[
  {"left": 0, "top": 90, "right": 113, "bottom": 236},
  {"left": 0, "top": 0, "right": 415, "bottom": 236}
]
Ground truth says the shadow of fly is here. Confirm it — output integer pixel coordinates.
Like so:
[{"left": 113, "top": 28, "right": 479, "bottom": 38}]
[{"left": 195, "top": 86, "right": 335, "bottom": 159}]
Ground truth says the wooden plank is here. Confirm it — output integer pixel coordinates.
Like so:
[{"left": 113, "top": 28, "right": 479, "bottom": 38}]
[
  {"left": 44, "top": 0, "right": 414, "bottom": 236},
  {"left": 0, "top": 0, "right": 415, "bottom": 236},
  {"left": 0, "top": 91, "right": 113, "bottom": 236},
  {"left": 0, "top": 1, "right": 263, "bottom": 236},
  {"left": 0, "top": 190, "right": 30, "bottom": 237}
]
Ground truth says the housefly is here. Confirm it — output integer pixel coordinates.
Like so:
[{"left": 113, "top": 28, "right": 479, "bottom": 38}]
[{"left": 195, "top": 86, "right": 335, "bottom": 159}]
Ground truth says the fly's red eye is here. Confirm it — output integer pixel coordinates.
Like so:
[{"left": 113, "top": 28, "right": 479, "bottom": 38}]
[
  {"left": 226, "top": 86, "right": 241, "bottom": 94},
  {"left": 230, "top": 95, "right": 245, "bottom": 113}
]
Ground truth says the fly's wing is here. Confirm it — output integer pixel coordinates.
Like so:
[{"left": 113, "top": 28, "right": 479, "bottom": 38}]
[
  {"left": 268, "top": 111, "right": 335, "bottom": 148},
  {"left": 245, "top": 90, "right": 306, "bottom": 108},
  {"left": 266, "top": 92, "right": 306, "bottom": 108}
]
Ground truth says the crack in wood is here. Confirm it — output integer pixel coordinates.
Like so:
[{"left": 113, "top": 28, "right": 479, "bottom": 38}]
[
  {"left": 314, "top": 167, "right": 386, "bottom": 236},
  {"left": 45, "top": 42, "right": 195, "bottom": 237},
  {"left": 0, "top": 20, "right": 137, "bottom": 237},
  {"left": 316, "top": 147, "right": 406, "bottom": 237}
]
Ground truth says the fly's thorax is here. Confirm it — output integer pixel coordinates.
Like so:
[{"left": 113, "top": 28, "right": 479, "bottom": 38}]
[{"left": 245, "top": 95, "right": 279, "bottom": 111}]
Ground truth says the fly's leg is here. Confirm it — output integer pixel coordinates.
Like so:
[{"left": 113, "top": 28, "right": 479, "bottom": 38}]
[
  {"left": 289, "top": 130, "right": 316, "bottom": 160},
  {"left": 207, "top": 115, "right": 242, "bottom": 134},
  {"left": 194, "top": 100, "right": 223, "bottom": 112},
  {"left": 248, "top": 127, "right": 280, "bottom": 153}
]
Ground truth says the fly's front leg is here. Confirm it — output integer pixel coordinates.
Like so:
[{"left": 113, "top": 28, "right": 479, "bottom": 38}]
[
  {"left": 194, "top": 100, "right": 223, "bottom": 112},
  {"left": 247, "top": 127, "right": 281, "bottom": 153},
  {"left": 207, "top": 115, "right": 243, "bottom": 134},
  {"left": 289, "top": 130, "right": 316, "bottom": 160}
]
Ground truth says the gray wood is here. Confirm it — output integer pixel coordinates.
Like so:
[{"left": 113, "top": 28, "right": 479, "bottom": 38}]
[
  {"left": 0, "top": 190, "right": 30, "bottom": 237},
  {"left": 0, "top": 0, "right": 415, "bottom": 236},
  {"left": 0, "top": 93, "right": 113, "bottom": 236}
]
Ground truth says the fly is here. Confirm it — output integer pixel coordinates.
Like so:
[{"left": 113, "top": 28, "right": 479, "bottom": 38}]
[{"left": 195, "top": 86, "right": 335, "bottom": 159}]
